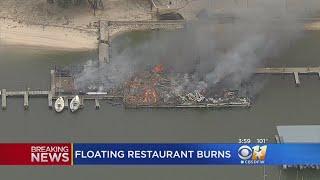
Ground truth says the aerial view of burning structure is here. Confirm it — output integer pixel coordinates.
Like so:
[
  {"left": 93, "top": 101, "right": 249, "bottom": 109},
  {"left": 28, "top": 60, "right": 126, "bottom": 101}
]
[
  {"left": 75, "top": 60, "right": 251, "bottom": 108},
  {"left": 123, "top": 64, "right": 250, "bottom": 108},
  {"left": 74, "top": 63, "right": 251, "bottom": 108},
  {"left": 74, "top": 0, "right": 305, "bottom": 109}
]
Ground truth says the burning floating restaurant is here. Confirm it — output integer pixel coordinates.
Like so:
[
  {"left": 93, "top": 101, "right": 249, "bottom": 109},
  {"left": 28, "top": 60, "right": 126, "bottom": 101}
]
[
  {"left": 122, "top": 64, "right": 251, "bottom": 108},
  {"left": 57, "top": 64, "right": 251, "bottom": 109}
]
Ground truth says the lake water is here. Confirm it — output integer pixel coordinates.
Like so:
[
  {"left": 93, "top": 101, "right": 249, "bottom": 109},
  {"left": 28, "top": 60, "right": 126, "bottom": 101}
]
[{"left": 0, "top": 30, "right": 319, "bottom": 179}]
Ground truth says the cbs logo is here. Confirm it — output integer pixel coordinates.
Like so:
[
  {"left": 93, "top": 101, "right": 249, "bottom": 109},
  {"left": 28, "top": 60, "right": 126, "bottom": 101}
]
[{"left": 238, "top": 145, "right": 267, "bottom": 161}]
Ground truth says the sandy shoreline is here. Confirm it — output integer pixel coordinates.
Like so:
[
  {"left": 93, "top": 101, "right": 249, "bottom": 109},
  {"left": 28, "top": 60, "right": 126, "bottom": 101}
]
[
  {"left": 0, "top": 17, "right": 319, "bottom": 51},
  {"left": 1, "top": 0, "right": 320, "bottom": 51},
  {"left": 0, "top": 18, "right": 98, "bottom": 51}
]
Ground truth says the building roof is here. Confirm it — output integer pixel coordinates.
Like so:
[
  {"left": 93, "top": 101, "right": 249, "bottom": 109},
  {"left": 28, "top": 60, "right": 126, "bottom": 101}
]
[{"left": 277, "top": 125, "right": 320, "bottom": 143}]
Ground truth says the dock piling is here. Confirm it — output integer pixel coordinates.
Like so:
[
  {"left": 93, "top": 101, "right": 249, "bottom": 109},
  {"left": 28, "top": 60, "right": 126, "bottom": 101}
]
[
  {"left": 95, "top": 99, "right": 100, "bottom": 109},
  {"left": 48, "top": 92, "right": 53, "bottom": 108},
  {"left": 255, "top": 67, "right": 320, "bottom": 86},
  {"left": 50, "top": 70, "right": 55, "bottom": 95},
  {"left": 80, "top": 96, "right": 84, "bottom": 108},
  {"left": 2, "top": 67, "right": 320, "bottom": 110},
  {"left": 293, "top": 72, "right": 300, "bottom": 86},
  {"left": 1, "top": 89, "right": 6, "bottom": 110},
  {"left": 64, "top": 97, "right": 69, "bottom": 109},
  {"left": 23, "top": 90, "right": 29, "bottom": 110}
]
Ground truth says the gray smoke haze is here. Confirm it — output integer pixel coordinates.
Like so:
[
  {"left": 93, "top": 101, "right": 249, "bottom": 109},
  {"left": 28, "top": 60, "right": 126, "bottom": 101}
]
[{"left": 75, "top": 0, "right": 312, "bottom": 93}]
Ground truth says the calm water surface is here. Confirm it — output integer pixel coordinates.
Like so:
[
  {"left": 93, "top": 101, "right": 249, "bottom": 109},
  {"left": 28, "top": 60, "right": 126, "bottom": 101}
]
[{"left": 0, "top": 31, "right": 319, "bottom": 179}]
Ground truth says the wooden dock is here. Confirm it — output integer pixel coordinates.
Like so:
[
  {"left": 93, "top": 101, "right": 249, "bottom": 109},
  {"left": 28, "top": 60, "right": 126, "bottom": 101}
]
[
  {"left": 255, "top": 67, "right": 320, "bottom": 86},
  {"left": 50, "top": 69, "right": 55, "bottom": 94},
  {"left": 256, "top": 67, "right": 320, "bottom": 74},
  {"left": 98, "top": 20, "right": 185, "bottom": 66},
  {"left": 0, "top": 67, "right": 319, "bottom": 111},
  {"left": 1, "top": 89, "right": 50, "bottom": 110},
  {"left": 6, "top": 90, "right": 49, "bottom": 96},
  {"left": 98, "top": 20, "right": 110, "bottom": 64},
  {"left": 0, "top": 88, "right": 121, "bottom": 111},
  {"left": 95, "top": 99, "right": 100, "bottom": 109},
  {"left": 2, "top": 89, "right": 6, "bottom": 110},
  {"left": 48, "top": 92, "right": 53, "bottom": 108},
  {"left": 64, "top": 97, "right": 69, "bottom": 109}
]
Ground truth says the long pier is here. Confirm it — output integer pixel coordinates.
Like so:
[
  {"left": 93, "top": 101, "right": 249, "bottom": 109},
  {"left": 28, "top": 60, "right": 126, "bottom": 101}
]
[
  {"left": 0, "top": 67, "right": 319, "bottom": 110},
  {"left": 0, "top": 69, "right": 123, "bottom": 110},
  {"left": 0, "top": 88, "right": 121, "bottom": 110},
  {"left": 98, "top": 20, "right": 185, "bottom": 64},
  {"left": 255, "top": 67, "right": 320, "bottom": 86},
  {"left": 1, "top": 89, "right": 49, "bottom": 110},
  {"left": 98, "top": 20, "right": 110, "bottom": 64}
]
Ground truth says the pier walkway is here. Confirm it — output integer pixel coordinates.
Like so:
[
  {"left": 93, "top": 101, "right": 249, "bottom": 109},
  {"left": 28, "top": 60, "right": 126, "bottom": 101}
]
[
  {"left": 255, "top": 67, "right": 320, "bottom": 86},
  {"left": 5, "top": 90, "right": 49, "bottom": 96},
  {"left": 0, "top": 88, "right": 122, "bottom": 110},
  {"left": 1, "top": 67, "right": 320, "bottom": 110},
  {"left": 0, "top": 69, "right": 123, "bottom": 110},
  {"left": 99, "top": 20, "right": 110, "bottom": 64},
  {"left": 1, "top": 89, "right": 49, "bottom": 110},
  {"left": 98, "top": 20, "right": 185, "bottom": 64},
  {"left": 256, "top": 67, "right": 320, "bottom": 74}
]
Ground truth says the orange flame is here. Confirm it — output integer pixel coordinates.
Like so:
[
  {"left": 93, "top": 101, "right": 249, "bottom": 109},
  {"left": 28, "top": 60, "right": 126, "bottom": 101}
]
[{"left": 152, "top": 64, "right": 164, "bottom": 73}]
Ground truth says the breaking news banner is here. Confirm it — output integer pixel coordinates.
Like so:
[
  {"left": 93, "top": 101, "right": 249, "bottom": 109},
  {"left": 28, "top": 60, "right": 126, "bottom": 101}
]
[
  {"left": 0, "top": 143, "right": 72, "bottom": 165},
  {"left": 0, "top": 143, "right": 320, "bottom": 165},
  {"left": 73, "top": 144, "right": 320, "bottom": 165}
]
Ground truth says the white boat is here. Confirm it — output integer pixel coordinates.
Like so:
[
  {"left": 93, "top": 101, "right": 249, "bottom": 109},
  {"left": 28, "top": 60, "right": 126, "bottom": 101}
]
[
  {"left": 54, "top": 97, "right": 64, "bottom": 113},
  {"left": 70, "top": 95, "right": 80, "bottom": 112}
]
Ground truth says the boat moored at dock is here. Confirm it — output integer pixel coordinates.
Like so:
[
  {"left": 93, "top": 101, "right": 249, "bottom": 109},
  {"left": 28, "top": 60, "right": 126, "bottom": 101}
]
[
  {"left": 54, "top": 97, "right": 64, "bottom": 113},
  {"left": 70, "top": 95, "right": 80, "bottom": 112}
]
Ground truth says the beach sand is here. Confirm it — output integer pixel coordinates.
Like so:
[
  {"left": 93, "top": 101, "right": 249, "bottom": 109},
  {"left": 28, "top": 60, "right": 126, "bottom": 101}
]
[
  {"left": 0, "top": 0, "right": 154, "bottom": 50},
  {"left": 0, "top": 18, "right": 98, "bottom": 51},
  {"left": 0, "top": 0, "right": 319, "bottom": 51}
]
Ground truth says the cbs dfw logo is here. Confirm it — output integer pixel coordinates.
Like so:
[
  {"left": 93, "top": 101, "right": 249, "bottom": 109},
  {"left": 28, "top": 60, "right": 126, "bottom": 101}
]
[{"left": 238, "top": 145, "right": 267, "bottom": 164}]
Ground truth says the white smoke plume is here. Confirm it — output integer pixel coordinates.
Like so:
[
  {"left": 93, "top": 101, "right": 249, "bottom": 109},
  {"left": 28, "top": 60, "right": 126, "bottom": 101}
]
[{"left": 75, "top": 0, "right": 313, "bottom": 93}]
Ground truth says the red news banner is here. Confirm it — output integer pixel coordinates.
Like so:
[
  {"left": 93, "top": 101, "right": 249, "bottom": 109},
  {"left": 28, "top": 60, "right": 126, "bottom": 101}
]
[{"left": 0, "top": 144, "right": 72, "bottom": 165}]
